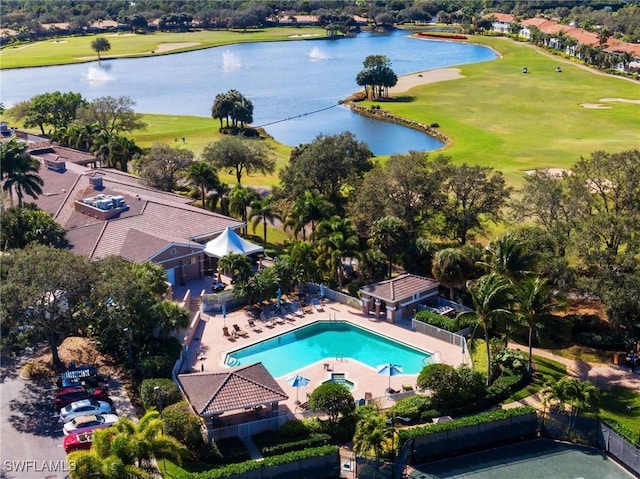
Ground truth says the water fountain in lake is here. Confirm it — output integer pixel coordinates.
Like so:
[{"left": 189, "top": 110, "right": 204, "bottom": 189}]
[
  {"left": 85, "top": 64, "right": 113, "bottom": 83},
  {"left": 222, "top": 50, "right": 242, "bottom": 70},
  {"left": 308, "top": 46, "right": 329, "bottom": 61}
]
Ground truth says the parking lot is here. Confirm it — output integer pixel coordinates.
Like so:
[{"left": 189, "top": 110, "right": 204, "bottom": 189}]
[{"left": 0, "top": 355, "right": 136, "bottom": 479}]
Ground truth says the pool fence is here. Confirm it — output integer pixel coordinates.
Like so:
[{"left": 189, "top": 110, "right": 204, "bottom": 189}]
[{"left": 411, "top": 319, "right": 472, "bottom": 367}]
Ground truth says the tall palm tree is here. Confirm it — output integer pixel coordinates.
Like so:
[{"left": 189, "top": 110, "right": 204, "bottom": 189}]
[
  {"left": 217, "top": 252, "right": 253, "bottom": 283},
  {"left": 370, "top": 215, "right": 406, "bottom": 279},
  {"left": 286, "top": 190, "right": 333, "bottom": 241},
  {"left": 515, "top": 276, "right": 562, "bottom": 376},
  {"left": 249, "top": 194, "right": 282, "bottom": 248},
  {"left": 315, "top": 215, "right": 360, "bottom": 291},
  {"left": 67, "top": 410, "right": 187, "bottom": 479},
  {"left": 1, "top": 139, "right": 44, "bottom": 207},
  {"left": 432, "top": 247, "right": 476, "bottom": 300},
  {"left": 286, "top": 240, "right": 319, "bottom": 284},
  {"left": 481, "top": 232, "right": 538, "bottom": 283},
  {"left": 461, "top": 272, "right": 513, "bottom": 385},
  {"left": 228, "top": 185, "right": 259, "bottom": 235},
  {"left": 188, "top": 161, "right": 219, "bottom": 209}
]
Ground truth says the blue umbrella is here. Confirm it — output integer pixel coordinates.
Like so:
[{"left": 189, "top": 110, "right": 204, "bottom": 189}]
[
  {"left": 319, "top": 283, "right": 325, "bottom": 298},
  {"left": 285, "top": 374, "right": 310, "bottom": 404},
  {"left": 276, "top": 287, "right": 282, "bottom": 310},
  {"left": 376, "top": 363, "right": 403, "bottom": 390},
  {"left": 222, "top": 304, "right": 227, "bottom": 326}
]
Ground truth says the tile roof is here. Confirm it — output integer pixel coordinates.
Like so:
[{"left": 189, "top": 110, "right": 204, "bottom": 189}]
[
  {"left": 178, "top": 363, "right": 288, "bottom": 416},
  {"left": 31, "top": 156, "right": 244, "bottom": 261},
  {"left": 359, "top": 274, "right": 439, "bottom": 303}
]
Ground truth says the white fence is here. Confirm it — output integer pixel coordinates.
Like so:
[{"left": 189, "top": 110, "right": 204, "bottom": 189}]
[
  {"left": 209, "top": 413, "right": 292, "bottom": 441},
  {"left": 412, "top": 319, "right": 472, "bottom": 366}
]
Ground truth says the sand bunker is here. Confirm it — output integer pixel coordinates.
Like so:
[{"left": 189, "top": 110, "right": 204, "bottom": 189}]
[
  {"left": 581, "top": 97, "right": 639, "bottom": 109},
  {"left": 389, "top": 68, "right": 464, "bottom": 94},
  {"left": 289, "top": 33, "right": 320, "bottom": 38},
  {"left": 581, "top": 103, "right": 611, "bottom": 109},
  {"left": 524, "top": 168, "right": 568, "bottom": 177},
  {"left": 155, "top": 42, "right": 200, "bottom": 53}
]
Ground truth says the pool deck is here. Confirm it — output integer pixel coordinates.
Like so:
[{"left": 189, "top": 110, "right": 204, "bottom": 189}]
[{"left": 185, "top": 296, "right": 464, "bottom": 414}]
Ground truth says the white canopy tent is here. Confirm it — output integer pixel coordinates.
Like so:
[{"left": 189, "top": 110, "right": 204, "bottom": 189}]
[{"left": 203, "top": 227, "right": 264, "bottom": 258}]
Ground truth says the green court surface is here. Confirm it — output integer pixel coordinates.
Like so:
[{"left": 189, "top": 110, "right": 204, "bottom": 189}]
[{"left": 409, "top": 438, "right": 634, "bottom": 479}]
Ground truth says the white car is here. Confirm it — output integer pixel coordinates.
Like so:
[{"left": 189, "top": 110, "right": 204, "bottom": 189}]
[
  {"left": 59, "top": 399, "right": 113, "bottom": 423},
  {"left": 63, "top": 414, "right": 119, "bottom": 436}
]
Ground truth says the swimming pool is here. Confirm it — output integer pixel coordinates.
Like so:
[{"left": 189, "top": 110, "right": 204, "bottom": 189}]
[{"left": 225, "top": 321, "right": 432, "bottom": 377}]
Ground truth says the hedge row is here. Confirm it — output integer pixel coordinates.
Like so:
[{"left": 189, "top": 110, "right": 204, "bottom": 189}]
[
  {"left": 398, "top": 406, "right": 536, "bottom": 446},
  {"left": 181, "top": 445, "right": 339, "bottom": 479},
  {"left": 261, "top": 433, "right": 332, "bottom": 457}
]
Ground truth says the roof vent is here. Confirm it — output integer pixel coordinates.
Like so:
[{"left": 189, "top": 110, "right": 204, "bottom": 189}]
[
  {"left": 44, "top": 157, "right": 66, "bottom": 172},
  {"left": 88, "top": 174, "right": 104, "bottom": 190}
]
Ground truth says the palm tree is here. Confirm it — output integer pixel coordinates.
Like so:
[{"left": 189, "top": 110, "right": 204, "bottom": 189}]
[
  {"left": 515, "top": 276, "right": 563, "bottom": 376},
  {"left": 249, "top": 194, "right": 282, "bottom": 248},
  {"left": 188, "top": 161, "right": 219, "bottom": 209},
  {"left": 67, "top": 410, "right": 187, "bottom": 479},
  {"left": 481, "top": 232, "right": 538, "bottom": 283},
  {"left": 542, "top": 377, "right": 599, "bottom": 433},
  {"left": 370, "top": 215, "right": 406, "bottom": 279},
  {"left": 432, "top": 247, "right": 476, "bottom": 300},
  {"left": 217, "top": 252, "right": 253, "bottom": 283},
  {"left": 286, "top": 190, "right": 334, "bottom": 241},
  {"left": 353, "top": 409, "right": 389, "bottom": 468},
  {"left": 1, "top": 139, "right": 44, "bottom": 207},
  {"left": 286, "top": 240, "right": 319, "bottom": 284},
  {"left": 315, "top": 216, "right": 360, "bottom": 291},
  {"left": 228, "top": 185, "right": 259, "bottom": 235},
  {"left": 462, "top": 272, "right": 513, "bottom": 385},
  {"left": 91, "top": 37, "right": 111, "bottom": 61}
]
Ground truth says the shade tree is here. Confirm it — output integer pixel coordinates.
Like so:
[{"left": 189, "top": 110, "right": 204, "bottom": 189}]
[
  {"left": 17, "top": 91, "right": 86, "bottom": 136},
  {"left": 76, "top": 96, "right": 147, "bottom": 135},
  {"left": 278, "top": 132, "right": 373, "bottom": 212},
  {"left": 201, "top": 136, "right": 274, "bottom": 186},
  {"left": 136, "top": 143, "right": 194, "bottom": 192},
  {"left": 355, "top": 55, "right": 398, "bottom": 99},
  {"left": 308, "top": 382, "right": 355, "bottom": 424},
  {"left": 0, "top": 204, "right": 68, "bottom": 250}
]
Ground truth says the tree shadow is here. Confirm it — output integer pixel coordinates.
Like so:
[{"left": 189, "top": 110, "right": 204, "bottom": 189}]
[
  {"left": 0, "top": 355, "right": 20, "bottom": 383},
  {"left": 8, "top": 377, "right": 63, "bottom": 438},
  {"left": 387, "top": 95, "right": 415, "bottom": 103}
]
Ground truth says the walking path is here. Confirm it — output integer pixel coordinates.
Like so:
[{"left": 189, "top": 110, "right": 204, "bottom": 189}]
[{"left": 504, "top": 342, "right": 640, "bottom": 410}]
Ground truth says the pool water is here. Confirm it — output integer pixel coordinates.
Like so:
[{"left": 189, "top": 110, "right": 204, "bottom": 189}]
[{"left": 225, "top": 321, "right": 432, "bottom": 377}]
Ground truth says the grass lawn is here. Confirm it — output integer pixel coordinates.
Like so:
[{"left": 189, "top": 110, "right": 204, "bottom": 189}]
[
  {"left": 361, "top": 35, "right": 640, "bottom": 186},
  {"left": 0, "top": 27, "right": 327, "bottom": 69},
  {"left": 506, "top": 356, "right": 567, "bottom": 403},
  {"left": 599, "top": 386, "right": 640, "bottom": 442}
]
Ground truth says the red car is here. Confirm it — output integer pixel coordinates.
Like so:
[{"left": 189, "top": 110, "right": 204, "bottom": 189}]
[
  {"left": 63, "top": 431, "right": 93, "bottom": 453},
  {"left": 54, "top": 386, "right": 110, "bottom": 410}
]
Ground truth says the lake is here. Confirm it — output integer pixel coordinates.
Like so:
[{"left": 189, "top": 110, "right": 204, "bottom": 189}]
[{"left": 1, "top": 31, "right": 497, "bottom": 154}]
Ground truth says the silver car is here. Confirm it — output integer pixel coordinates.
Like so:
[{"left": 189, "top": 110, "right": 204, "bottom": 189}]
[{"left": 59, "top": 399, "right": 112, "bottom": 423}]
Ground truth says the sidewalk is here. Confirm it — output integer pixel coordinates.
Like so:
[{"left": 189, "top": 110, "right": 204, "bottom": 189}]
[{"left": 504, "top": 342, "right": 640, "bottom": 410}]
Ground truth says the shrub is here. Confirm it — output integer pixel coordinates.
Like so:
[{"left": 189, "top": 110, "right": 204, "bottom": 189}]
[
  {"left": 140, "top": 378, "right": 182, "bottom": 409},
  {"left": 577, "top": 331, "right": 628, "bottom": 350},
  {"left": 417, "top": 363, "right": 455, "bottom": 390},
  {"left": 261, "top": 434, "right": 331, "bottom": 456},
  {"left": 429, "top": 122, "right": 439, "bottom": 128},
  {"left": 308, "top": 382, "right": 355, "bottom": 423},
  {"left": 162, "top": 400, "right": 204, "bottom": 451},
  {"left": 492, "top": 348, "right": 527, "bottom": 375},
  {"left": 388, "top": 395, "right": 433, "bottom": 422},
  {"left": 139, "top": 354, "right": 175, "bottom": 378},
  {"left": 279, "top": 419, "right": 310, "bottom": 439},
  {"left": 415, "top": 310, "right": 471, "bottom": 332},
  {"left": 197, "top": 441, "right": 222, "bottom": 464}
]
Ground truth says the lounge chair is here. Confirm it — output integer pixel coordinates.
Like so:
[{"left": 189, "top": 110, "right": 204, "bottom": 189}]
[
  {"left": 284, "top": 309, "right": 296, "bottom": 322},
  {"left": 292, "top": 304, "right": 305, "bottom": 317},
  {"left": 247, "top": 319, "right": 262, "bottom": 333},
  {"left": 232, "top": 324, "right": 249, "bottom": 337},
  {"left": 313, "top": 300, "right": 324, "bottom": 312},
  {"left": 402, "top": 384, "right": 414, "bottom": 392},
  {"left": 274, "top": 314, "right": 286, "bottom": 325},
  {"left": 222, "top": 326, "right": 235, "bottom": 341}
]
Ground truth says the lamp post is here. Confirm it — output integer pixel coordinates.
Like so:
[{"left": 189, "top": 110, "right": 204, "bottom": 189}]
[
  {"left": 122, "top": 327, "right": 133, "bottom": 373},
  {"left": 386, "top": 416, "right": 410, "bottom": 479},
  {"left": 154, "top": 386, "right": 167, "bottom": 475}
]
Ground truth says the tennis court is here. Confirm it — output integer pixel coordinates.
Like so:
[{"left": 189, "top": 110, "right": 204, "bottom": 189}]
[{"left": 408, "top": 438, "right": 634, "bottom": 479}]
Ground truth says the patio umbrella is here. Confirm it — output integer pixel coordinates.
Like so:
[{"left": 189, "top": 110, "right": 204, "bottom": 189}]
[
  {"left": 285, "top": 374, "right": 310, "bottom": 405},
  {"left": 376, "top": 363, "right": 403, "bottom": 390},
  {"left": 319, "top": 283, "right": 325, "bottom": 298},
  {"left": 222, "top": 304, "right": 227, "bottom": 327},
  {"left": 276, "top": 287, "right": 282, "bottom": 310}
]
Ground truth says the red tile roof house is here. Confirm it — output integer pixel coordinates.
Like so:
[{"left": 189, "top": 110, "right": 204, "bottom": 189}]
[
  {"left": 359, "top": 273, "right": 440, "bottom": 323},
  {"left": 27, "top": 142, "right": 244, "bottom": 287},
  {"left": 178, "top": 363, "right": 288, "bottom": 441}
]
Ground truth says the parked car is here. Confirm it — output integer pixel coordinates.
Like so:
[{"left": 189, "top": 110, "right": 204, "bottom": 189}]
[
  {"left": 63, "top": 431, "right": 93, "bottom": 453},
  {"left": 63, "top": 414, "right": 119, "bottom": 436},
  {"left": 54, "top": 386, "right": 110, "bottom": 410},
  {"left": 56, "top": 365, "right": 109, "bottom": 388},
  {"left": 59, "top": 399, "right": 113, "bottom": 423}
]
